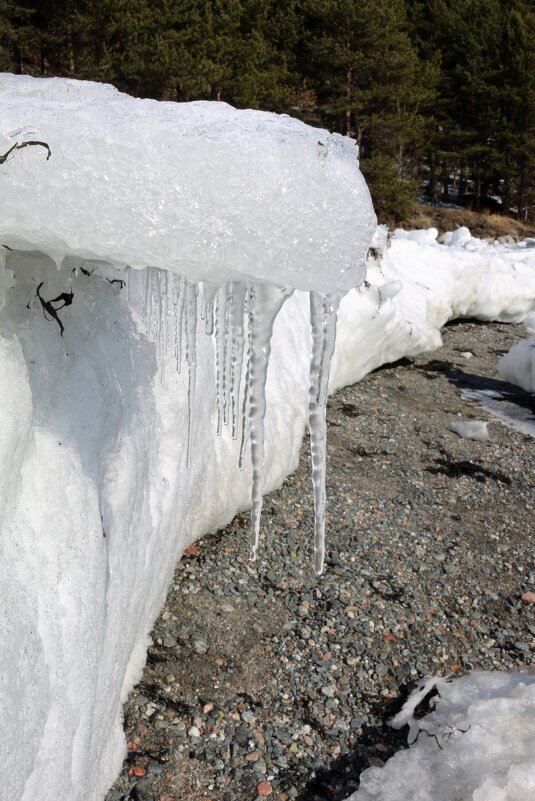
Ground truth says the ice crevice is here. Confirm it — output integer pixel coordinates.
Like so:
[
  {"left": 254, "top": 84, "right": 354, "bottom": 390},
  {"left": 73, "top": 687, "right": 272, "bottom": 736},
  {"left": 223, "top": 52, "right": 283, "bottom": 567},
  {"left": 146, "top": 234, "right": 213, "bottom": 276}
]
[{"left": 1, "top": 75, "right": 535, "bottom": 801}]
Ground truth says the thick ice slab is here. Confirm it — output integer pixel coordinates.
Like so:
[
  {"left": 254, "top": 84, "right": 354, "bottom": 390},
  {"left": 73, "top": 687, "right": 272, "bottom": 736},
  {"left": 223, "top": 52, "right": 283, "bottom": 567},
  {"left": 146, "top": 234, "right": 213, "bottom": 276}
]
[{"left": 0, "top": 73, "right": 375, "bottom": 294}]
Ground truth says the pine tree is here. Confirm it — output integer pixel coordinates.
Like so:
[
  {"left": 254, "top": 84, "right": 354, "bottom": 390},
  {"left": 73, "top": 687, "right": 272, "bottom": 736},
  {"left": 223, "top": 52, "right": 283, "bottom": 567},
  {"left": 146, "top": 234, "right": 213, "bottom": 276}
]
[{"left": 301, "top": 0, "right": 437, "bottom": 219}]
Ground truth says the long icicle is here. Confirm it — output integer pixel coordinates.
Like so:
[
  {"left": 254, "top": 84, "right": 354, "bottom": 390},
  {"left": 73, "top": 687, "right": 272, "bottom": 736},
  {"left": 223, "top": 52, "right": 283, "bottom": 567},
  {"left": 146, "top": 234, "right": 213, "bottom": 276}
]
[
  {"left": 222, "top": 281, "right": 234, "bottom": 427},
  {"left": 247, "top": 284, "right": 293, "bottom": 561},
  {"left": 214, "top": 285, "right": 227, "bottom": 435},
  {"left": 229, "top": 282, "right": 247, "bottom": 440},
  {"left": 159, "top": 270, "right": 169, "bottom": 382},
  {"left": 239, "top": 286, "right": 254, "bottom": 469},
  {"left": 184, "top": 280, "right": 198, "bottom": 467},
  {"left": 308, "top": 292, "right": 341, "bottom": 575},
  {"left": 153, "top": 268, "right": 163, "bottom": 354},
  {"left": 143, "top": 267, "right": 152, "bottom": 331},
  {"left": 174, "top": 275, "right": 185, "bottom": 372}
]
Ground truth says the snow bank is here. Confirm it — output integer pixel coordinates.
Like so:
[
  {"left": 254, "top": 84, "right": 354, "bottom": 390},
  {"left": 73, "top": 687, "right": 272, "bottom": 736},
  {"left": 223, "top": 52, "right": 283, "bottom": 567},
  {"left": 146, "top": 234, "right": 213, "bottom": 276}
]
[
  {"left": 1, "top": 74, "right": 535, "bottom": 801},
  {"left": 347, "top": 671, "right": 535, "bottom": 801},
  {"left": 386, "top": 227, "right": 535, "bottom": 331},
  {"left": 330, "top": 227, "right": 535, "bottom": 391}
]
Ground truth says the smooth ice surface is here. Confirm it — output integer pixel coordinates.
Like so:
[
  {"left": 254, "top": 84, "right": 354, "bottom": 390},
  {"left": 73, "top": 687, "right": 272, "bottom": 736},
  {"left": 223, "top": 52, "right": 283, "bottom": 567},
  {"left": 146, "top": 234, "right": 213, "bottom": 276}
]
[
  {"left": 2, "top": 75, "right": 535, "bottom": 801},
  {"left": 450, "top": 420, "right": 490, "bottom": 441},
  {"left": 346, "top": 671, "right": 535, "bottom": 801},
  {"left": 499, "top": 337, "right": 535, "bottom": 394},
  {"left": 0, "top": 73, "right": 376, "bottom": 295}
]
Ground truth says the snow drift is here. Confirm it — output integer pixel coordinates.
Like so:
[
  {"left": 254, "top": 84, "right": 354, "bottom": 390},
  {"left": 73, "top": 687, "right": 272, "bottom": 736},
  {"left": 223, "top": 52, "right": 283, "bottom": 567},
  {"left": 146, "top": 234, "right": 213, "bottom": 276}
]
[{"left": 1, "top": 74, "right": 535, "bottom": 801}]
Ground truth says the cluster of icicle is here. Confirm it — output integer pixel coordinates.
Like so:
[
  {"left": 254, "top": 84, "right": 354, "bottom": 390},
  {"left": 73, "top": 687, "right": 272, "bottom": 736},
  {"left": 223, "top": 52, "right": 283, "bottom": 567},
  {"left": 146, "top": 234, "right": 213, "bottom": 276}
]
[{"left": 128, "top": 267, "right": 340, "bottom": 575}]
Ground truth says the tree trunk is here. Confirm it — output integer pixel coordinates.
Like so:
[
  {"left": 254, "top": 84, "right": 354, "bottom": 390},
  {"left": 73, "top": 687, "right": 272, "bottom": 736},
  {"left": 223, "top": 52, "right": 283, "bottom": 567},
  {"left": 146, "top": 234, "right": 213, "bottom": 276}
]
[
  {"left": 475, "top": 167, "right": 481, "bottom": 212},
  {"left": 442, "top": 162, "right": 449, "bottom": 203},
  {"left": 344, "top": 64, "right": 352, "bottom": 137},
  {"left": 67, "top": 26, "right": 76, "bottom": 76},
  {"left": 458, "top": 162, "right": 466, "bottom": 203},
  {"left": 344, "top": 28, "right": 353, "bottom": 137}
]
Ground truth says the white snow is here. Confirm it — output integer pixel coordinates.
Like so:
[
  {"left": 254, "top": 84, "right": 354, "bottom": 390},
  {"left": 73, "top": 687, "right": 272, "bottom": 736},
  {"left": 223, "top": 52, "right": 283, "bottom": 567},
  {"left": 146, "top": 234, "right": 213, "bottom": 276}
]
[
  {"left": 1, "top": 74, "right": 535, "bottom": 801},
  {"left": 450, "top": 420, "right": 490, "bottom": 441},
  {"left": 499, "top": 338, "right": 535, "bottom": 394},
  {"left": 346, "top": 671, "right": 535, "bottom": 801}
]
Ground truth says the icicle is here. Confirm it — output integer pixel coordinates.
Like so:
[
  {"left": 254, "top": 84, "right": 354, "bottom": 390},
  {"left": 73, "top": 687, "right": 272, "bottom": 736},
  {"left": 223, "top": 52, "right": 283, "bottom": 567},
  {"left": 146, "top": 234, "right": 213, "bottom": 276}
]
[
  {"left": 308, "top": 292, "right": 341, "bottom": 575},
  {"left": 174, "top": 275, "right": 185, "bottom": 372},
  {"left": 159, "top": 271, "right": 169, "bottom": 381},
  {"left": 143, "top": 267, "right": 152, "bottom": 331},
  {"left": 222, "top": 282, "right": 233, "bottom": 427},
  {"left": 214, "top": 285, "right": 228, "bottom": 434},
  {"left": 202, "top": 283, "right": 218, "bottom": 336},
  {"left": 184, "top": 280, "right": 198, "bottom": 467},
  {"left": 0, "top": 250, "right": 6, "bottom": 314},
  {"left": 247, "top": 284, "right": 293, "bottom": 561},
  {"left": 229, "top": 282, "right": 247, "bottom": 439},
  {"left": 153, "top": 268, "right": 163, "bottom": 351},
  {"left": 125, "top": 266, "right": 132, "bottom": 302},
  {"left": 238, "top": 285, "right": 254, "bottom": 469}
]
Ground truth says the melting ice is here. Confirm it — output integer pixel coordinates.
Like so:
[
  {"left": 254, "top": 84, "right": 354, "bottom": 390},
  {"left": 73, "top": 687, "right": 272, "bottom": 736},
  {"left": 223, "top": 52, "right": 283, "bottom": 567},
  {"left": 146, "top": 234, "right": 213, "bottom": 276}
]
[
  {"left": 0, "top": 75, "right": 375, "bottom": 570},
  {"left": 129, "top": 269, "right": 344, "bottom": 572}
]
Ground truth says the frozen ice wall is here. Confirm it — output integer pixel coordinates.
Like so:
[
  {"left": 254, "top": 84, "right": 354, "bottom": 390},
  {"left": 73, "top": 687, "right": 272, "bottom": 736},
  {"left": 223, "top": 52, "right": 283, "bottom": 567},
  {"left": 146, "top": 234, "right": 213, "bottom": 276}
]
[
  {"left": 0, "top": 73, "right": 376, "bottom": 801},
  {"left": 0, "top": 71, "right": 376, "bottom": 575}
]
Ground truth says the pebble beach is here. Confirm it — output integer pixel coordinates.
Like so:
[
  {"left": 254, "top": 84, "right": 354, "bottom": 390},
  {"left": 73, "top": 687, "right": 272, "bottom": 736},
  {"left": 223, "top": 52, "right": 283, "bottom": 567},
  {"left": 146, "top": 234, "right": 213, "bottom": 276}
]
[{"left": 106, "top": 319, "right": 535, "bottom": 801}]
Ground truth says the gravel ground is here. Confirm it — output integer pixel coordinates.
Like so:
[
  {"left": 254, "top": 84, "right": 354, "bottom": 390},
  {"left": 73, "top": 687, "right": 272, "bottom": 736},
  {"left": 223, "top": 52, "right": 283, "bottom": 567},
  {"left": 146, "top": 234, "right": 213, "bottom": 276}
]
[{"left": 106, "top": 320, "right": 535, "bottom": 801}]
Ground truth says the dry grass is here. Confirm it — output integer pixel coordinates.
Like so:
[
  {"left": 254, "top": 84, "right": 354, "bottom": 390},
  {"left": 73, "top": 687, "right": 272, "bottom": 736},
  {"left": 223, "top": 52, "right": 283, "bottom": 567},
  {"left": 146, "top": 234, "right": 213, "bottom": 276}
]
[{"left": 389, "top": 203, "right": 535, "bottom": 241}]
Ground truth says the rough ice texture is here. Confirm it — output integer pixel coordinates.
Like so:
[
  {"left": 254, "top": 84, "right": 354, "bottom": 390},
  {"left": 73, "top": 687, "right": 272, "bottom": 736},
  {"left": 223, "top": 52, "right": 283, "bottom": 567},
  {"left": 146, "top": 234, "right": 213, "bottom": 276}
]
[
  {"left": 499, "top": 337, "right": 535, "bottom": 393},
  {"left": 346, "top": 671, "right": 535, "bottom": 801},
  {"left": 1, "top": 74, "right": 535, "bottom": 801},
  {"left": 0, "top": 73, "right": 375, "bottom": 294}
]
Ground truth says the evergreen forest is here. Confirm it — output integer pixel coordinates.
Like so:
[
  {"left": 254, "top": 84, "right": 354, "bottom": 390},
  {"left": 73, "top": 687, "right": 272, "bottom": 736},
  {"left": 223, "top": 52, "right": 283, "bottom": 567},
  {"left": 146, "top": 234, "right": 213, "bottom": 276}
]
[{"left": 1, "top": 0, "right": 534, "bottom": 223}]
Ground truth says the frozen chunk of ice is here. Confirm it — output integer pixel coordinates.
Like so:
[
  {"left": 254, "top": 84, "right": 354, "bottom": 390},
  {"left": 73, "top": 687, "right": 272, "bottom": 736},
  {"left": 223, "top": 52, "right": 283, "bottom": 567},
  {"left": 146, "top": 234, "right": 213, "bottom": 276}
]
[
  {"left": 499, "top": 337, "right": 535, "bottom": 393},
  {"left": 450, "top": 420, "right": 490, "bottom": 441}
]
